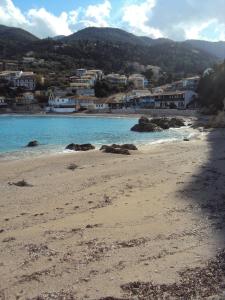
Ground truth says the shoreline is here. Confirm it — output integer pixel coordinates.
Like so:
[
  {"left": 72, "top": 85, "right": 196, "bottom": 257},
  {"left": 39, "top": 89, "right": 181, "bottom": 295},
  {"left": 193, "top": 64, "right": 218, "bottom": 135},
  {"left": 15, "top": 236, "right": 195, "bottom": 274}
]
[
  {"left": 0, "top": 126, "right": 203, "bottom": 162},
  {"left": 0, "top": 111, "right": 199, "bottom": 120}
]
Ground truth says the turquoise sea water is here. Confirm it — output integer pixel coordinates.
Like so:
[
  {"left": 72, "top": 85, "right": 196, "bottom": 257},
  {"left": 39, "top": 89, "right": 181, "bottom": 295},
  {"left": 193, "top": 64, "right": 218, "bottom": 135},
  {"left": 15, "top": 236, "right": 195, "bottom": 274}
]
[{"left": 0, "top": 115, "right": 194, "bottom": 159}]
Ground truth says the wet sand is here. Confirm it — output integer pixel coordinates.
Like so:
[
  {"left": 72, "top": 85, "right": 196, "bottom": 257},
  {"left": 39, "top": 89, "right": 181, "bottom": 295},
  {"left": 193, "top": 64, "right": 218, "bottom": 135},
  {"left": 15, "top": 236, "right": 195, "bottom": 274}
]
[{"left": 1, "top": 130, "right": 225, "bottom": 299}]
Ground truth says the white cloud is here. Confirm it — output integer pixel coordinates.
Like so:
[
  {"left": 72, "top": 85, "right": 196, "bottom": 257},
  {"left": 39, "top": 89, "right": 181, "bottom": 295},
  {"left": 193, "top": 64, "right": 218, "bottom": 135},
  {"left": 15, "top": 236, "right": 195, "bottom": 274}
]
[
  {"left": 69, "top": 10, "right": 79, "bottom": 25},
  {"left": 0, "top": 0, "right": 112, "bottom": 38},
  {"left": 27, "top": 8, "right": 72, "bottom": 37},
  {"left": 148, "top": 0, "right": 225, "bottom": 40},
  {"left": 0, "top": 0, "right": 27, "bottom": 27},
  {"left": 122, "top": 0, "right": 225, "bottom": 41},
  {"left": 0, "top": 0, "right": 73, "bottom": 37},
  {"left": 83, "top": 0, "right": 112, "bottom": 27},
  {"left": 122, "top": 0, "right": 162, "bottom": 38}
]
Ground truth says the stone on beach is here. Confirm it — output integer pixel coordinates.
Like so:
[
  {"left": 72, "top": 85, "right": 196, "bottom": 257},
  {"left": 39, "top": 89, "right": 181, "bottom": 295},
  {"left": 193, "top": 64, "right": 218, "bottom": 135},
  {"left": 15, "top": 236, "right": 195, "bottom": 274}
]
[
  {"left": 100, "top": 144, "right": 138, "bottom": 151},
  {"left": 101, "top": 145, "right": 131, "bottom": 155},
  {"left": 65, "top": 143, "right": 95, "bottom": 151}
]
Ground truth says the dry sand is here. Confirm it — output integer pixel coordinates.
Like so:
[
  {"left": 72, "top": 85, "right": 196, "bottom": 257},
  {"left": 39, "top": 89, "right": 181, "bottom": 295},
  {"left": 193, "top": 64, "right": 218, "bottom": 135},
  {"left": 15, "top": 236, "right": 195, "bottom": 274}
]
[{"left": 1, "top": 130, "right": 225, "bottom": 299}]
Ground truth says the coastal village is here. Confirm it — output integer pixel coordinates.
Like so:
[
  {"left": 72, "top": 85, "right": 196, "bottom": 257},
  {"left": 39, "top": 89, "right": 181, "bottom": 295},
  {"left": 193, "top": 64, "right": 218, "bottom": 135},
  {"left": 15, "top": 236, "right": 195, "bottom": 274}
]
[{"left": 0, "top": 58, "right": 200, "bottom": 114}]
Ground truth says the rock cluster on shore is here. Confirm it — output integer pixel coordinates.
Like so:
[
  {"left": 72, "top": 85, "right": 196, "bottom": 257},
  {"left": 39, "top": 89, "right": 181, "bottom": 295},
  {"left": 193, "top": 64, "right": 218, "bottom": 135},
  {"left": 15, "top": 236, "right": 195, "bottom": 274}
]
[
  {"left": 100, "top": 144, "right": 138, "bottom": 155},
  {"left": 131, "top": 116, "right": 185, "bottom": 132},
  {"left": 65, "top": 143, "right": 95, "bottom": 151}
]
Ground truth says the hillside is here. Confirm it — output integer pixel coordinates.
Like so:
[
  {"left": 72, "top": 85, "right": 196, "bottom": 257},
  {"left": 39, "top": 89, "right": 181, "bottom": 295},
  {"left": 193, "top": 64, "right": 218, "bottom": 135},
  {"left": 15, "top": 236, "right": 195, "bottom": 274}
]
[
  {"left": 60, "top": 27, "right": 218, "bottom": 75},
  {"left": 0, "top": 25, "right": 220, "bottom": 77},
  {"left": 198, "top": 62, "right": 225, "bottom": 111},
  {"left": 0, "top": 25, "right": 39, "bottom": 43},
  {"left": 62, "top": 27, "right": 172, "bottom": 47},
  {"left": 185, "top": 40, "right": 225, "bottom": 60},
  {"left": 0, "top": 25, "right": 39, "bottom": 58},
  {"left": 63, "top": 27, "right": 225, "bottom": 59}
]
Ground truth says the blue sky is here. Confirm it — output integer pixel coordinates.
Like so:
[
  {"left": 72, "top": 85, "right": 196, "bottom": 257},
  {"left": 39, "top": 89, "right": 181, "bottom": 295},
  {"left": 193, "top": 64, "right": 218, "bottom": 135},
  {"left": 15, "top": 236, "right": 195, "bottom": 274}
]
[
  {"left": 1, "top": 0, "right": 225, "bottom": 41},
  {"left": 13, "top": 0, "right": 106, "bottom": 14}
]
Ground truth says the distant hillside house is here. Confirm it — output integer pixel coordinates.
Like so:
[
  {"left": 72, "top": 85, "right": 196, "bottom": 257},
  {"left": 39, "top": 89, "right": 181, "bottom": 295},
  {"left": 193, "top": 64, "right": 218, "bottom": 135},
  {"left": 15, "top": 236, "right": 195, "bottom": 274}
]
[
  {"left": 0, "top": 96, "right": 7, "bottom": 108},
  {"left": 75, "top": 68, "right": 87, "bottom": 77},
  {"left": 105, "top": 73, "right": 127, "bottom": 85},
  {"left": 128, "top": 74, "right": 145, "bottom": 89},
  {"left": 70, "top": 69, "right": 103, "bottom": 90},
  {"left": 86, "top": 70, "right": 103, "bottom": 80},
  {"left": 23, "top": 57, "right": 35, "bottom": 64},
  {"left": 11, "top": 71, "right": 36, "bottom": 91},
  {"left": 182, "top": 76, "right": 200, "bottom": 91},
  {"left": 70, "top": 76, "right": 95, "bottom": 89},
  {"left": 16, "top": 92, "right": 35, "bottom": 105},
  {"left": 4, "top": 62, "right": 19, "bottom": 71},
  {"left": 75, "top": 88, "right": 95, "bottom": 97}
]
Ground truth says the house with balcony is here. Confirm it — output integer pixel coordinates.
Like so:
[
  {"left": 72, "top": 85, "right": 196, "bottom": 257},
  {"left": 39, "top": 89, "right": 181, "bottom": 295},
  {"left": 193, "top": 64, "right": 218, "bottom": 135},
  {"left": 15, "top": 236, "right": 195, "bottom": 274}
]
[
  {"left": 152, "top": 90, "right": 197, "bottom": 109},
  {"left": 46, "top": 97, "right": 76, "bottom": 113},
  {"left": 12, "top": 71, "right": 36, "bottom": 91}
]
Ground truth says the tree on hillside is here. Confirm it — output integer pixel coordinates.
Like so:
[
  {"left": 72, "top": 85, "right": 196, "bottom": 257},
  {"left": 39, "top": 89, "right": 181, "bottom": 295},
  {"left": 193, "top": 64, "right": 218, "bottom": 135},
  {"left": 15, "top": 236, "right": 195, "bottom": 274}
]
[{"left": 198, "top": 61, "right": 225, "bottom": 112}]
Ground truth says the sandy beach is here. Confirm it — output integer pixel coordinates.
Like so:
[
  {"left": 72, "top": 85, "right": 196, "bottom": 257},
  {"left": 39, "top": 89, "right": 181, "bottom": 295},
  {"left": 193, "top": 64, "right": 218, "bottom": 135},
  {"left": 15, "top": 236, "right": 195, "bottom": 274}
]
[{"left": 1, "top": 129, "right": 225, "bottom": 299}]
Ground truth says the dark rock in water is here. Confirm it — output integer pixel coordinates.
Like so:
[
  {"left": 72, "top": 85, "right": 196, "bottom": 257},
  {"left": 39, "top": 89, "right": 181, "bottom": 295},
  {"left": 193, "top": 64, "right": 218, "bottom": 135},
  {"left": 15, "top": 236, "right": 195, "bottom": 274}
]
[
  {"left": 150, "top": 118, "right": 170, "bottom": 130},
  {"left": 26, "top": 140, "right": 39, "bottom": 147},
  {"left": 138, "top": 116, "right": 150, "bottom": 125},
  {"left": 66, "top": 143, "right": 95, "bottom": 151},
  {"left": 131, "top": 123, "right": 162, "bottom": 132},
  {"left": 101, "top": 144, "right": 138, "bottom": 151},
  {"left": 151, "top": 117, "right": 185, "bottom": 129},
  {"left": 101, "top": 145, "right": 131, "bottom": 155},
  {"left": 131, "top": 116, "right": 185, "bottom": 132},
  {"left": 183, "top": 138, "right": 190, "bottom": 141}
]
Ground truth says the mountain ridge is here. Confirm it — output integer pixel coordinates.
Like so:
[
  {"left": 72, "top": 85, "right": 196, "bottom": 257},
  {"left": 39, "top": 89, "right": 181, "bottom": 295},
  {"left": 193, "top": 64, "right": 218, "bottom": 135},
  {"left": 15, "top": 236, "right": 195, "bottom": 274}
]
[
  {"left": 0, "top": 24, "right": 39, "bottom": 43},
  {"left": 0, "top": 24, "right": 224, "bottom": 60},
  {"left": 0, "top": 25, "right": 221, "bottom": 77}
]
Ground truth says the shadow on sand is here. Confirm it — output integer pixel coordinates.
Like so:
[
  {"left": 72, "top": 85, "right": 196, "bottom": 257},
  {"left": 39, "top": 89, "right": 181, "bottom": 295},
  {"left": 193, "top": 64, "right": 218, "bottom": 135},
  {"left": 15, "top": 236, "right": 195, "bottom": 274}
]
[{"left": 100, "top": 128, "right": 225, "bottom": 300}]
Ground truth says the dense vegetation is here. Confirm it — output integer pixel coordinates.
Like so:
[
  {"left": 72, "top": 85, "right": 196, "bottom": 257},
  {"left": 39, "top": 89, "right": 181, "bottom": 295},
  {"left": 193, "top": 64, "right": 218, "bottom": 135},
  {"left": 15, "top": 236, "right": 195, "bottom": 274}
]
[{"left": 198, "top": 61, "right": 225, "bottom": 112}]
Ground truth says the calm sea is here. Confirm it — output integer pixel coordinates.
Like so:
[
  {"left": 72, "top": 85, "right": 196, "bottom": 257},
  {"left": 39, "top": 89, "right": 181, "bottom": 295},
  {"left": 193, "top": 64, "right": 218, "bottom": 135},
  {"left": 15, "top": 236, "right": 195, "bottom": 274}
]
[{"left": 0, "top": 115, "right": 194, "bottom": 159}]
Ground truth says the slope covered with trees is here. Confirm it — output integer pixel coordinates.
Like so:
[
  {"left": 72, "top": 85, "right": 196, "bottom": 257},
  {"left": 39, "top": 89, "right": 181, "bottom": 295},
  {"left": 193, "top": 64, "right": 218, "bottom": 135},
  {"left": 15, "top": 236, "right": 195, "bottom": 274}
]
[
  {"left": 0, "top": 25, "right": 220, "bottom": 78},
  {"left": 198, "top": 62, "right": 225, "bottom": 111}
]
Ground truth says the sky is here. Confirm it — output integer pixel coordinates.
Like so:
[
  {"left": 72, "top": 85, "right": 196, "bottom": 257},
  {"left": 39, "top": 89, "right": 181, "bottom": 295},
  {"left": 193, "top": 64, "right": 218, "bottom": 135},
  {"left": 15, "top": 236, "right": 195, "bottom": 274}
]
[{"left": 1, "top": 0, "right": 225, "bottom": 41}]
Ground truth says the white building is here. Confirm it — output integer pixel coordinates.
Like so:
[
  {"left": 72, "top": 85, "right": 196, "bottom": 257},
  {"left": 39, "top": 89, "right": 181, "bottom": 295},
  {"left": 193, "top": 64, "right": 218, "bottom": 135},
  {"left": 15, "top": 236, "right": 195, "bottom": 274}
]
[
  {"left": 152, "top": 90, "right": 197, "bottom": 109},
  {"left": 105, "top": 74, "right": 127, "bottom": 85},
  {"left": 46, "top": 97, "right": 76, "bottom": 113},
  {"left": 12, "top": 71, "right": 36, "bottom": 90},
  {"left": 0, "top": 96, "right": 7, "bottom": 108},
  {"left": 182, "top": 76, "right": 200, "bottom": 91},
  {"left": 93, "top": 99, "right": 109, "bottom": 110},
  {"left": 86, "top": 70, "right": 103, "bottom": 80},
  {"left": 128, "top": 74, "right": 145, "bottom": 89}
]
